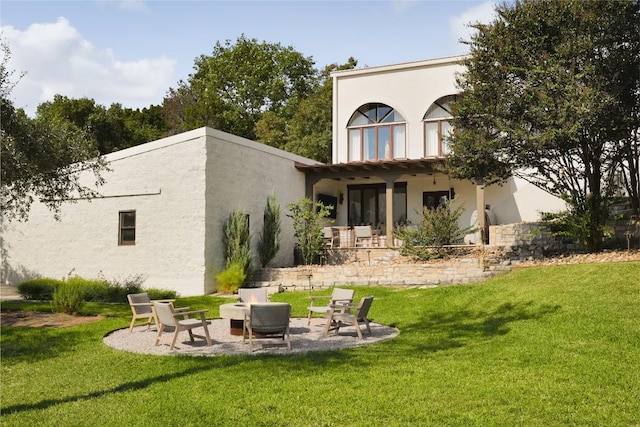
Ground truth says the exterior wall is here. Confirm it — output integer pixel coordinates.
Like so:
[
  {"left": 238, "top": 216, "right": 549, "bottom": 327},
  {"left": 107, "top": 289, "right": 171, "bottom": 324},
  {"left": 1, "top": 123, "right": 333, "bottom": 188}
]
[
  {"left": 332, "top": 56, "right": 466, "bottom": 164},
  {"left": 2, "top": 129, "right": 209, "bottom": 296},
  {"left": 202, "top": 129, "right": 318, "bottom": 293},
  {"left": 330, "top": 56, "right": 566, "bottom": 229},
  {"left": 2, "top": 127, "right": 320, "bottom": 296},
  {"left": 310, "top": 171, "right": 565, "bottom": 235}
]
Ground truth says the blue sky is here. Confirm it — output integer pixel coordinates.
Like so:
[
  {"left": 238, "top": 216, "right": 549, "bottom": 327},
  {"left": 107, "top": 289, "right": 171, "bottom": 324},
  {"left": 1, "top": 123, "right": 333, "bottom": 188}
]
[{"left": 1, "top": 0, "right": 497, "bottom": 116}]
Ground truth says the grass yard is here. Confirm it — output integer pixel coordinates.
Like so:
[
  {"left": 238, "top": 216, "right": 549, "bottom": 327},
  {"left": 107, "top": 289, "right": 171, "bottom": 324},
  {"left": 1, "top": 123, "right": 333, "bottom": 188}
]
[{"left": 1, "top": 262, "right": 639, "bottom": 426}]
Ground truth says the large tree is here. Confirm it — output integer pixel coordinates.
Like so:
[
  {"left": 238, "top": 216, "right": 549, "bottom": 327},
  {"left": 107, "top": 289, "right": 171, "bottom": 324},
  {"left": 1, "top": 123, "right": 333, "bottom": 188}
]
[
  {"left": 1, "top": 42, "right": 107, "bottom": 221},
  {"left": 283, "top": 58, "right": 358, "bottom": 163},
  {"left": 448, "top": 0, "right": 640, "bottom": 252},
  {"left": 164, "top": 35, "right": 318, "bottom": 141}
]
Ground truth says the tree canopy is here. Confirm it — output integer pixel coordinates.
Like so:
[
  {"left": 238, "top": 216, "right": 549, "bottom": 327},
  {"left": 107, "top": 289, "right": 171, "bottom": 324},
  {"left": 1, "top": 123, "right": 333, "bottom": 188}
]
[
  {"left": 1, "top": 43, "right": 107, "bottom": 221},
  {"left": 447, "top": 0, "right": 640, "bottom": 252},
  {"left": 36, "top": 95, "right": 168, "bottom": 155},
  {"left": 164, "top": 35, "right": 318, "bottom": 143}
]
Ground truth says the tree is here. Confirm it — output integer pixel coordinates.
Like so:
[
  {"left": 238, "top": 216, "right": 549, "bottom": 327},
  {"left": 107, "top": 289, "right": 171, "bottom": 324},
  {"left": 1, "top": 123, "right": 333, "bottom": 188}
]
[
  {"left": 284, "top": 59, "right": 358, "bottom": 163},
  {"left": 447, "top": 0, "right": 640, "bottom": 252},
  {"left": 287, "top": 198, "right": 332, "bottom": 265},
  {"left": 1, "top": 41, "right": 107, "bottom": 221},
  {"left": 164, "top": 35, "right": 317, "bottom": 141},
  {"left": 257, "top": 191, "right": 281, "bottom": 268},
  {"left": 36, "top": 96, "right": 167, "bottom": 155}
]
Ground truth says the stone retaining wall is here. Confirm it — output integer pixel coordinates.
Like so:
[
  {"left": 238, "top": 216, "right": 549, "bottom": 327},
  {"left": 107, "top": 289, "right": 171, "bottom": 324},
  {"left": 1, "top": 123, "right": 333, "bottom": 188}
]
[{"left": 250, "top": 252, "right": 510, "bottom": 290}]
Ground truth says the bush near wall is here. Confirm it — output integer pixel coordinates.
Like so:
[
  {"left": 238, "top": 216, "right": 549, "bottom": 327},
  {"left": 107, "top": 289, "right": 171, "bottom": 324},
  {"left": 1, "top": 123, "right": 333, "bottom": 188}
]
[
  {"left": 16, "top": 278, "right": 64, "bottom": 300},
  {"left": 17, "top": 276, "right": 176, "bottom": 303}
]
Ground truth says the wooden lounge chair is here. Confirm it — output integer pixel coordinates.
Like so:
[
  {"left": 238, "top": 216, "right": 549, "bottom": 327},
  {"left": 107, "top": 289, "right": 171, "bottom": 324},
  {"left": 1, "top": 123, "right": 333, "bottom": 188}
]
[
  {"left": 243, "top": 302, "right": 291, "bottom": 352},
  {"left": 324, "top": 296, "right": 374, "bottom": 339},
  {"left": 153, "top": 302, "right": 212, "bottom": 351},
  {"left": 307, "top": 287, "right": 355, "bottom": 325},
  {"left": 127, "top": 292, "right": 187, "bottom": 333}
]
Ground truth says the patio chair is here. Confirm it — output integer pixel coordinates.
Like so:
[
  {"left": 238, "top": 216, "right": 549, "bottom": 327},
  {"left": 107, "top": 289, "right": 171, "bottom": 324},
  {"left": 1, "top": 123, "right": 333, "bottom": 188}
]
[
  {"left": 324, "top": 296, "right": 374, "bottom": 339},
  {"left": 127, "top": 292, "right": 188, "bottom": 333},
  {"left": 354, "top": 225, "right": 375, "bottom": 247},
  {"left": 243, "top": 302, "right": 291, "bottom": 352},
  {"left": 153, "top": 302, "right": 212, "bottom": 351},
  {"left": 307, "top": 287, "right": 355, "bottom": 325},
  {"left": 238, "top": 288, "right": 270, "bottom": 304},
  {"left": 323, "top": 226, "right": 335, "bottom": 249}
]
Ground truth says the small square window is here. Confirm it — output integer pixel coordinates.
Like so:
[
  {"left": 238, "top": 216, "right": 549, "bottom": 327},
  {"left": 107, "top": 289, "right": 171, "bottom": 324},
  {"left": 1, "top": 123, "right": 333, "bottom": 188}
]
[{"left": 119, "top": 211, "right": 136, "bottom": 246}]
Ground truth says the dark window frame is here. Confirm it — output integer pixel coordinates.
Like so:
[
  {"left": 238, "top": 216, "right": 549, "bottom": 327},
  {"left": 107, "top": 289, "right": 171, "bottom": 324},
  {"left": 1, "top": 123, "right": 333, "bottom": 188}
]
[
  {"left": 347, "top": 182, "right": 407, "bottom": 227},
  {"left": 422, "top": 191, "right": 451, "bottom": 210},
  {"left": 119, "top": 210, "right": 136, "bottom": 246}
]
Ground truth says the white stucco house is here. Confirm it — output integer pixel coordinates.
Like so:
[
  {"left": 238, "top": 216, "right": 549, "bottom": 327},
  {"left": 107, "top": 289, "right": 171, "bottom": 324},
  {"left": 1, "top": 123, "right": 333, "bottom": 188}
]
[
  {"left": 1, "top": 55, "right": 566, "bottom": 296},
  {"left": 298, "top": 55, "right": 565, "bottom": 245}
]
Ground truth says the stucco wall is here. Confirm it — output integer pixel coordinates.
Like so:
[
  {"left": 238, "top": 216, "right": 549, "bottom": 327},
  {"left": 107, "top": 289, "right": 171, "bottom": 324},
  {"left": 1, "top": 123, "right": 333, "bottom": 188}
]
[
  {"left": 2, "top": 127, "right": 320, "bottom": 296},
  {"left": 2, "top": 129, "right": 209, "bottom": 296},
  {"left": 332, "top": 57, "right": 466, "bottom": 164},
  {"left": 202, "top": 129, "right": 316, "bottom": 293}
]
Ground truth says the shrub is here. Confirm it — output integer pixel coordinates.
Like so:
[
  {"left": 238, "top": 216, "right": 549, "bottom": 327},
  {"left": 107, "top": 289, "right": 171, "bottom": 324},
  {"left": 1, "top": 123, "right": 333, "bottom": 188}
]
[
  {"left": 257, "top": 191, "right": 281, "bottom": 267},
  {"left": 103, "top": 274, "right": 146, "bottom": 303},
  {"left": 215, "top": 262, "right": 246, "bottom": 294},
  {"left": 66, "top": 277, "right": 109, "bottom": 302},
  {"left": 394, "top": 199, "right": 474, "bottom": 260},
  {"left": 287, "top": 198, "right": 332, "bottom": 265},
  {"left": 52, "top": 282, "right": 86, "bottom": 314},
  {"left": 17, "top": 278, "right": 63, "bottom": 300},
  {"left": 223, "top": 209, "right": 254, "bottom": 280},
  {"left": 146, "top": 288, "right": 178, "bottom": 300}
]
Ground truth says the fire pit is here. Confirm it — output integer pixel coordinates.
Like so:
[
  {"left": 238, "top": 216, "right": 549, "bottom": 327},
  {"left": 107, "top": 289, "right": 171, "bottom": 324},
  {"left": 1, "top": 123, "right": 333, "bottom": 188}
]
[{"left": 218, "top": 303, "right": 250, "bottom": 336}]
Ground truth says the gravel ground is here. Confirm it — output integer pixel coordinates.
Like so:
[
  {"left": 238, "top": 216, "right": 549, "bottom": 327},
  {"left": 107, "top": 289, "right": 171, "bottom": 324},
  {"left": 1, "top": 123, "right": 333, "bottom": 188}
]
[{"left": 103, "top": 317, "right": 400, "bottom": 356}]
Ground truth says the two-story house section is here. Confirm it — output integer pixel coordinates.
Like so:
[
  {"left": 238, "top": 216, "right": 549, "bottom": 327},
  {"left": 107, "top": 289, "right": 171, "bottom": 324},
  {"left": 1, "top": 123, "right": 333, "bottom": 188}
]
[{"left": 296, "top": 56, "right": 566, "bottom": 246}]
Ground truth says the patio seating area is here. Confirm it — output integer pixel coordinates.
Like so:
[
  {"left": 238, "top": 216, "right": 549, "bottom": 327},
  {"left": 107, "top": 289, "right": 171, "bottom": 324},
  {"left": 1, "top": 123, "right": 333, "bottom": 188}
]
[
  {"left": 323, "top": 226, "right": 401, "bottom": 249},
  {"left": 104, "top": 316, "right": 399, "bottom": 356}
]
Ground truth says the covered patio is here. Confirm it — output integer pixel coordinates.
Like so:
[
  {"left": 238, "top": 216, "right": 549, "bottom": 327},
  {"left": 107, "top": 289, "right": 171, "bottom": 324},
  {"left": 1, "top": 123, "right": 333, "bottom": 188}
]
[{"left": 296, "top": 158, "right": 489, "bottom": 247}]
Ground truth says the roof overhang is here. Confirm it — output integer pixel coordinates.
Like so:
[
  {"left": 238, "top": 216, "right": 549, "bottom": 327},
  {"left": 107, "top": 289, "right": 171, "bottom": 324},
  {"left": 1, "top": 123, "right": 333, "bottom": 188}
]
[{"left": 295, "top": 158, "right": 445, "bottom": 180}]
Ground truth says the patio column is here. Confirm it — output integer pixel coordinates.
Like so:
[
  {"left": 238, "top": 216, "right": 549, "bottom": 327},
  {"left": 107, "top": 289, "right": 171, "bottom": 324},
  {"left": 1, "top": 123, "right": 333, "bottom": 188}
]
[
  {"left": 382, "top": 175, "right": 400, "bottom": 247},
  {"left": 305, "top": 174, "right": 320, "bottom": 200}
]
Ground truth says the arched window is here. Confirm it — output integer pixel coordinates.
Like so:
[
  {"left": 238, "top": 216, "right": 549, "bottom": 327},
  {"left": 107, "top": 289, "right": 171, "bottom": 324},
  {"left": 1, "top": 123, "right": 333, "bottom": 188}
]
[
  {"left": 347, "top": 103, "right": 406, "bottom": 162},
  {"left": 423, "top": 95, "right": 456, "bottom": 157}
]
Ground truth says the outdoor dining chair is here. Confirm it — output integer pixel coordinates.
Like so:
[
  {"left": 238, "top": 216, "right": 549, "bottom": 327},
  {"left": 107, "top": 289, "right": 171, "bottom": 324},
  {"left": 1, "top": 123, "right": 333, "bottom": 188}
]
[
  {"left": 307, "top": 287, "right": 355, "bottom": 325},
  {"left": 243, "top": 302, "right": 291, "bottom": 352},
  {"left": 153, "top": 302, "right": 212, "bottom": 351},
  {"left": 354, "top": 225, "right": 375, "bottom": 247},
  {"left": 324, "top": 295, "right": 374, "bottom": 339},
  {"left": 126, "top": 292, "right": 188, "bottom": 333}
]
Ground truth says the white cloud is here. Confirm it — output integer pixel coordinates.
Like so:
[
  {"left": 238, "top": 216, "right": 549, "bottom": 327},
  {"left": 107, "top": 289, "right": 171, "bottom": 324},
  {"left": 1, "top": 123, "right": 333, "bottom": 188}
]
[
  {"left": 449, "top": 1, "right": 497, "bottom": 53},
  {"left": 2, "top": 17, "right": 175, "bottom": 116}
]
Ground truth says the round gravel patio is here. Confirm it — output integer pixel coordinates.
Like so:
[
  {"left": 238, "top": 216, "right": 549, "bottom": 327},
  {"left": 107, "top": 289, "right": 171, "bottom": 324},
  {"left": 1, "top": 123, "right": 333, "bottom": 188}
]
[{"left": 104, "top": 317, "right": 399, "bottom": 356}]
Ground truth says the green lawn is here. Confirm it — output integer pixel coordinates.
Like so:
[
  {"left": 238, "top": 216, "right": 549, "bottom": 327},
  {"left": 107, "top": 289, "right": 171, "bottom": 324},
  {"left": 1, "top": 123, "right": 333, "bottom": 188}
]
[{"left": 1, "top": 262, "right": 639, "bottom": 426}]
